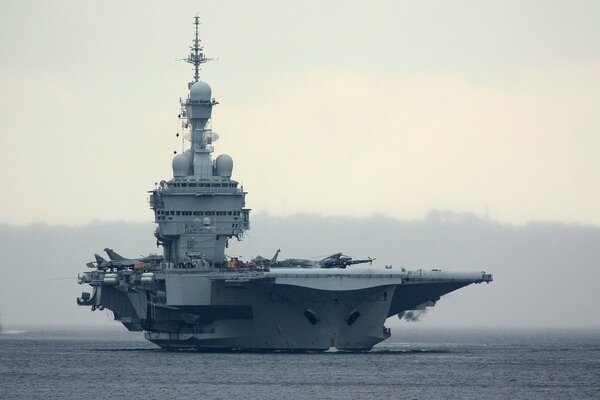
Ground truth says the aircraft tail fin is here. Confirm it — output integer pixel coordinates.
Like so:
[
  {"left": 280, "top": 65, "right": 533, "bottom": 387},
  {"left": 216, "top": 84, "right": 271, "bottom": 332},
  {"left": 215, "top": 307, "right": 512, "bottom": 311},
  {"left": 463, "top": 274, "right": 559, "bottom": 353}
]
[
  {"left": 271, "top": 249, "right": 281, "bottom": 263},
  {"left": 94, "top": 254, "right": 107, "bottom": 264},
  {"left": 104, "top": 248, "right": 127, "bottom": 261}
]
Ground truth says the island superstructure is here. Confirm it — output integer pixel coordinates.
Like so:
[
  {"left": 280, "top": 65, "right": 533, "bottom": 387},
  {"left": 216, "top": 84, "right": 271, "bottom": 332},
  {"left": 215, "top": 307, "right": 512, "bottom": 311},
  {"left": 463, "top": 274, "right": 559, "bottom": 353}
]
[
  {"left": 77, "top": 17, "right": 492, "bottom": 351},
  {"left": 152, "top": 17, "right": 248, "bottom": 268}
]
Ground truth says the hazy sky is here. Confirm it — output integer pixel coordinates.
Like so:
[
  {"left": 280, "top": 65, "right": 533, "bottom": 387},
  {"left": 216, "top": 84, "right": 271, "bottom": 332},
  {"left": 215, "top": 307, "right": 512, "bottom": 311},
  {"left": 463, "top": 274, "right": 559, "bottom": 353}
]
[{"left": 1, "top": 1, "right": 599, "bottom": 226}]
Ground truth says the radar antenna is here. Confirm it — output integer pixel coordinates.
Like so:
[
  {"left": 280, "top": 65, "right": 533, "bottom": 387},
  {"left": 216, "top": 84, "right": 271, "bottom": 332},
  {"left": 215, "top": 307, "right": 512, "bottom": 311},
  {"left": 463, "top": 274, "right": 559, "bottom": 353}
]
[{"left": 186, "top": 15, "right": 212, "bottom": 82}]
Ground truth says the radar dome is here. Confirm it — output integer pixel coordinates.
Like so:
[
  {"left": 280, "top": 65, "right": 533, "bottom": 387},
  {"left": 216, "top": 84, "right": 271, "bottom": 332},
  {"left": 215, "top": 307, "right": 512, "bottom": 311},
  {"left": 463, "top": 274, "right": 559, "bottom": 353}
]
[
  {"left": 190, "top": 81, "right": 212, "bottom": 101},
  {"left": 172, "top": 150, "right": 192, "bottom": 177},
  {"left": 215, "top": 154, "right": 233, "bottom": 177}
]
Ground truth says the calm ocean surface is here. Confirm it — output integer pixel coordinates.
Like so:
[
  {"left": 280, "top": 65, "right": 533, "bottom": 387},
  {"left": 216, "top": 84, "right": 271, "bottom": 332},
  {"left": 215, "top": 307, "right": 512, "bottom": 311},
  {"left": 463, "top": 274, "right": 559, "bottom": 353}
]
[{"left": 1, "top": 327, "right": 599, "bottom": 399}]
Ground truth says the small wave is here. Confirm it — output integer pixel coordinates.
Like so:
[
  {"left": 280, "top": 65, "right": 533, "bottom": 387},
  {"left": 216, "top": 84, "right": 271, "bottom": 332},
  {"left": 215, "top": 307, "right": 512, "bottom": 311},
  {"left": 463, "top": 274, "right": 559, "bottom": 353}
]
[
  {"left": 0, "top": 330, "right": 28, "bottom": 335},
  {"left": 371, "top": 348, "right": 452, "bottom": 354},
  {"left": 89, "top": 347, "right": 161, "bottom": 352}
]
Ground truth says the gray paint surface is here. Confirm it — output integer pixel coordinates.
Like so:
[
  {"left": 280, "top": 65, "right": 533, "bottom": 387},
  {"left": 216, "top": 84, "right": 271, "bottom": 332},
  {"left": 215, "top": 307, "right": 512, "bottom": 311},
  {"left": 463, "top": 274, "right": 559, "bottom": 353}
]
[{"left": 72, "top": 19, "right": 492, "bottom": 350}]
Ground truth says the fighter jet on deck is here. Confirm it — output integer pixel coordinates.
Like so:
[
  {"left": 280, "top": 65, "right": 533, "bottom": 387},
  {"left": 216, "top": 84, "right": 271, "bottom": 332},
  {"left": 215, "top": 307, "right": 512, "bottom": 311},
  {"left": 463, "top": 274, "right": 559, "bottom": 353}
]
[
  {"left": 251, "top": 249, "right": 281, "bottom": 268},
  {"left": 86, "top": 249, "right": 162, "bottom": 271}
]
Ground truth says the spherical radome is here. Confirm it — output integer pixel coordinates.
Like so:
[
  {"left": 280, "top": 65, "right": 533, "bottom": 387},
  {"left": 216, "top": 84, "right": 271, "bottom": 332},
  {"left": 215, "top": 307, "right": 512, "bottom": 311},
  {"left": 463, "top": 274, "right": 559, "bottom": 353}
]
[
  {"left": 189, "top": 81, "right": 212, "bottom": 101},
  {"left": 215, "top": 154, "right": 233, "bottom": 177},
  {"left": 172, "top": 151, "right": 192, "bottom": 177}
]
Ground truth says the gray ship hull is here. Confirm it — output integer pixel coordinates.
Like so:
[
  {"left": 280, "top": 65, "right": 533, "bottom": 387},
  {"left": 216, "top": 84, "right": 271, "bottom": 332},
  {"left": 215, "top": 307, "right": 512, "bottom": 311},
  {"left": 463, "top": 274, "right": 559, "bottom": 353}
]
[
  {"left": 146, "top": 285, "right": 392, "bottom": 351},
  {"left": 78, "top": 268, "right": 492, "bottom": 351}
]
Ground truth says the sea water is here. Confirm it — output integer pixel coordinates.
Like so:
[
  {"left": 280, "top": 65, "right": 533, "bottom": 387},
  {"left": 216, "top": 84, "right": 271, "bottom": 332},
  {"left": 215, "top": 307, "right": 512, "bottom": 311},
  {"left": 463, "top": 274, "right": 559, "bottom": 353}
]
[{"left": 1, "top": 327, "right": 599, "bottom": 399}]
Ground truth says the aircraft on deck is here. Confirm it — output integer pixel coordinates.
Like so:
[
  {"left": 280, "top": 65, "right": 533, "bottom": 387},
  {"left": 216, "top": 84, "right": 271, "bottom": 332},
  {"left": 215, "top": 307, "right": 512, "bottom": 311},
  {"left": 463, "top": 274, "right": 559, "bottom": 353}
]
[
  {"left": 86, "top": 248, "right": 162, "bottom": 271},
  {"left": 269, "top": 252, "right": 375, "bottom": 269},
  {"left": 318, "top": 253, "right": 375, "bottom": 268}
]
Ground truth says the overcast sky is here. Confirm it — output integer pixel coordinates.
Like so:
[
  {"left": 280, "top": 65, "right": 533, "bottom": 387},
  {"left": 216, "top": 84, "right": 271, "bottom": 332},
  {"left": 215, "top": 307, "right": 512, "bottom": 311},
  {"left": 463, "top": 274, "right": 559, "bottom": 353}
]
[
  {"left": 1, "top": 1, "right": 599, "bottom": 226},
  {"left": 1, "top": 2, "right": 599, "bottom": 331}
]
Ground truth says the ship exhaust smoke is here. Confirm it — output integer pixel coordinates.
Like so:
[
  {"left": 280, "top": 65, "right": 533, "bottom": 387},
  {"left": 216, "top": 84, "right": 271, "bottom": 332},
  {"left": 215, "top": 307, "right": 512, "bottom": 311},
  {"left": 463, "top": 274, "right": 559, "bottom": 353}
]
[{"left": 398, "top": 309, "right": 427, "bottom": 322}]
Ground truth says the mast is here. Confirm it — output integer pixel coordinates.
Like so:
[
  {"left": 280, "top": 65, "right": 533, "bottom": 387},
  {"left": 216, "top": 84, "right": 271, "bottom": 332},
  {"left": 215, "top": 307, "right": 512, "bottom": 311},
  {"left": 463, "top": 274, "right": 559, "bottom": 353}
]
[{"left": 186, "top": 15, "right": 210, "bottom": 84}]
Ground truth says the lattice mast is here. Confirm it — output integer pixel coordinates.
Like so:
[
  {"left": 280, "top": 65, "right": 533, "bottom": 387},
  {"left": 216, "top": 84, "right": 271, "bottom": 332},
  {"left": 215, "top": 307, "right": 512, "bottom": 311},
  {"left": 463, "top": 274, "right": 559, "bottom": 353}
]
[{"left": 186, "top": 16, "right": 210, "bottom": 84}]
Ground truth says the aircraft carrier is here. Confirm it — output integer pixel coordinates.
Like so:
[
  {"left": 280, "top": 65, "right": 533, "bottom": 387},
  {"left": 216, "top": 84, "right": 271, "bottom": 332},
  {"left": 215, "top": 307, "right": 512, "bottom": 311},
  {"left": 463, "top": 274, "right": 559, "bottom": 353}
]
[{"left": 76, "top": 17, "right": 493, "bottom": 351}]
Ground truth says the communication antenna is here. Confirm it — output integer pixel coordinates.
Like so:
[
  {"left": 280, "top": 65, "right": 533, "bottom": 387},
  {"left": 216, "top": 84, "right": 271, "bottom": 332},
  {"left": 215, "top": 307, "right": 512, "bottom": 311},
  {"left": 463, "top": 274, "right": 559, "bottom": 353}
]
[{"left": 185, "top": 15, "right": 212, "bottom": 83}]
